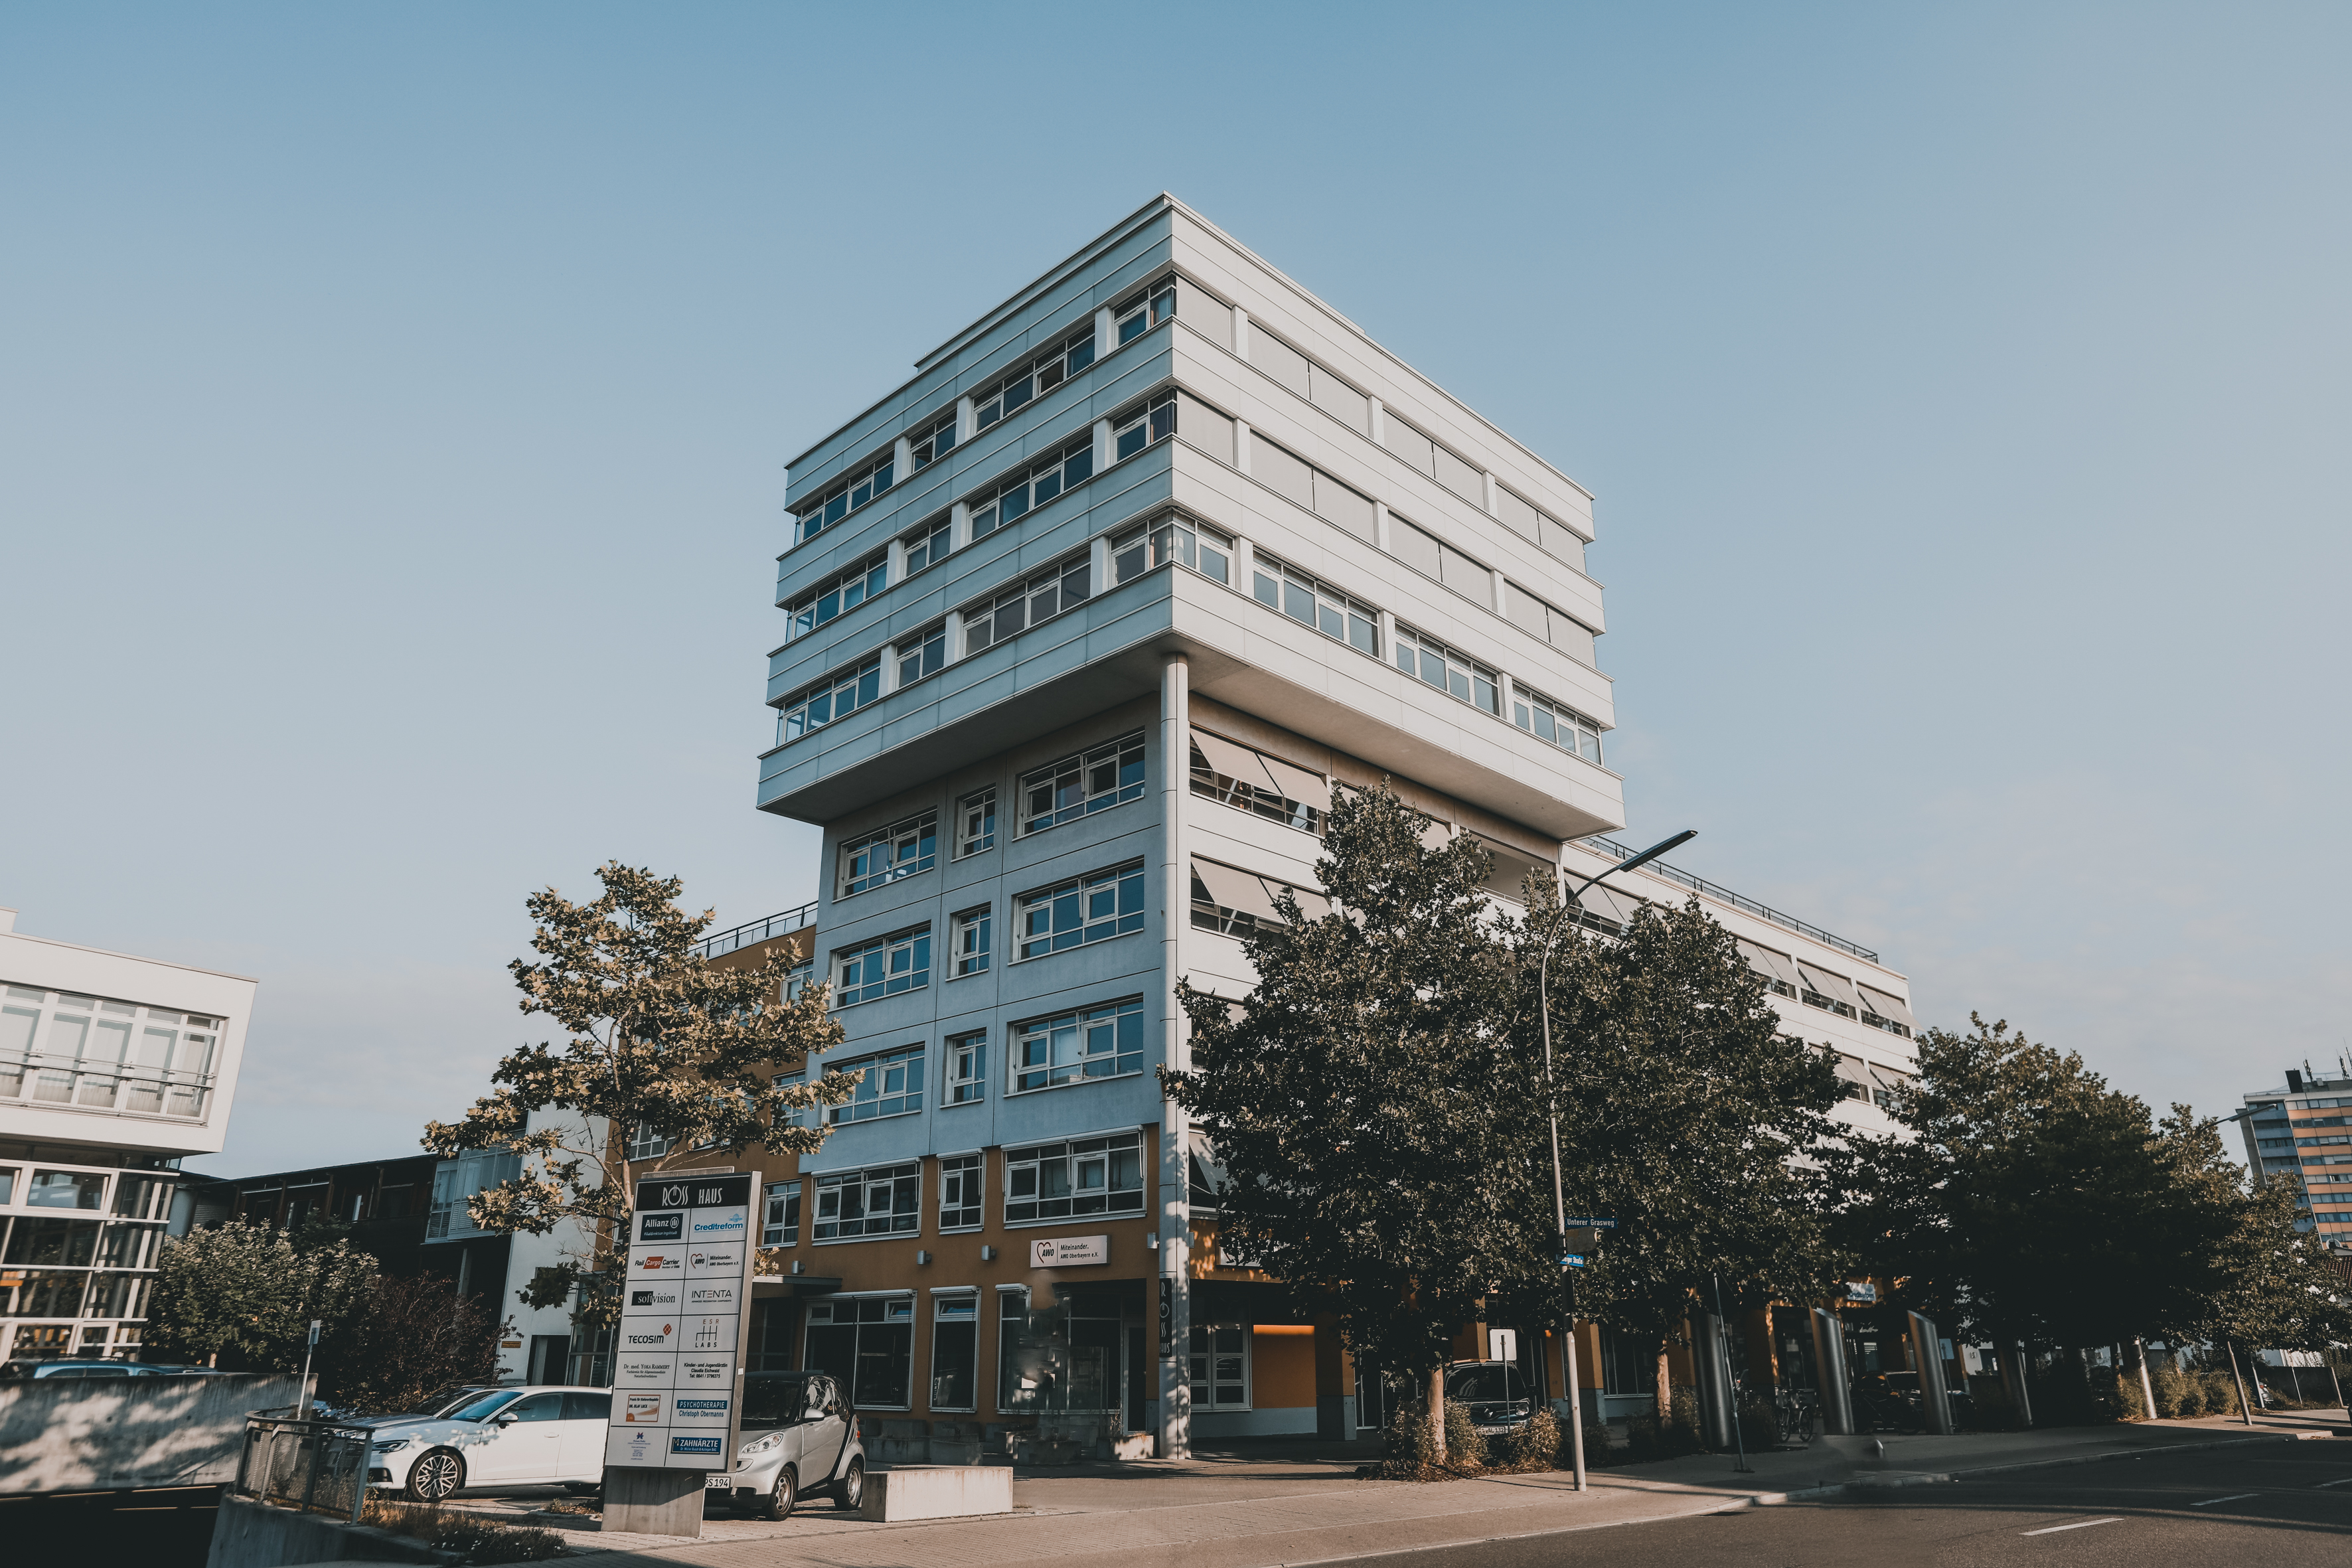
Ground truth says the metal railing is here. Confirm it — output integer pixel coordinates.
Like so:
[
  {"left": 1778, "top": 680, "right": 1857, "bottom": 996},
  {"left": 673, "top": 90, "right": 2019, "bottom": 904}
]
[
  {"left": 694, "top": 900, "right": 819, "bottom": 959},
  {"left": 1579, "top": 836, "right": 1880, "bottom": 964},
  {"left": 0, "top": 1054, "right": 214, "bottom": 1119},
  {"left": 235, "top": 1410, "right": 371, "bottom": 1524}
]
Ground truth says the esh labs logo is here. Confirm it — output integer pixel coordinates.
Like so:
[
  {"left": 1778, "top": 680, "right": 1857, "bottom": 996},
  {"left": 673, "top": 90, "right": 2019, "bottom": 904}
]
[
  {"left": 622, "top": 1323, "right": 675, "bottom": 1348},
  {"left": 638, "top": 1212, "right": 684, "bottom": 1241}
]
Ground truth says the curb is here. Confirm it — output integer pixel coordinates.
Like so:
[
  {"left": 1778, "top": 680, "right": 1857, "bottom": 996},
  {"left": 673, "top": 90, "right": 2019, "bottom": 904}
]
[{"left": 1741, "top": 1429, "right": 2326, "bottom": 1509}]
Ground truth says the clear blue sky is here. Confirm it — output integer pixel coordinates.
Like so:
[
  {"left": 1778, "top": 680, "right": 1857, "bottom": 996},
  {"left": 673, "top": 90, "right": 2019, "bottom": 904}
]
[{"left": 3, "top": 5, "right": 2345, "bottom": 1176}]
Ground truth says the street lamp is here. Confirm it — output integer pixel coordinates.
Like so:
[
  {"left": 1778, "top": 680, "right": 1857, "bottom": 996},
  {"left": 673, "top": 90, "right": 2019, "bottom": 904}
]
[{"left": 1537, "top": 828, "right": 1694, "bottom": 1493}]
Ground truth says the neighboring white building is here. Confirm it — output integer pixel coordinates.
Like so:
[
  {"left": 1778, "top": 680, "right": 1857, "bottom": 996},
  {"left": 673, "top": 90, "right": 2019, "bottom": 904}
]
[
  {"left": 0, "top": 906, "right": 254, "bottom": 1361},
  {"left": 426, "top": 1109, "right": 605, "bottom": 1385}
]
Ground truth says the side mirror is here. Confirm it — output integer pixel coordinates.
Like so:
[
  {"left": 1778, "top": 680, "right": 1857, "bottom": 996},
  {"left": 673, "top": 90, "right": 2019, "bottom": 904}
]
[{"left": 495, "top": 1413, "right": 519, "bottom": 1426}]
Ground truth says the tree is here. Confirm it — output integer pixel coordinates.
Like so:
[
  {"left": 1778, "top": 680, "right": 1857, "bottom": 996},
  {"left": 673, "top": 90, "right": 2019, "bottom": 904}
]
[
  {"left": 315, "top": 1272, "right": 505, "bottom": 1415},
  {"left": 1836, "top": 1016, "right": 2352, "bottom": 1370},
  {"left": 147, "top": 1220, "right": 376, "bottom": 1372},
  {"left": 1164, "top": 781, "right": 1534, "bottom": 1460},
  {"left": 423, "top": 862, "right": 852, "bottom": 1331},
  {"left": 1508, "top": 882, "right": 1845, "bottom": 1419}
]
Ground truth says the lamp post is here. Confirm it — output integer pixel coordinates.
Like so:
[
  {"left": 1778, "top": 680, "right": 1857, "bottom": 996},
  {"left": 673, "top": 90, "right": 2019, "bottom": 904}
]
[{"left": 1537, "top": 829, "right": 1694, "bottom": 1494}]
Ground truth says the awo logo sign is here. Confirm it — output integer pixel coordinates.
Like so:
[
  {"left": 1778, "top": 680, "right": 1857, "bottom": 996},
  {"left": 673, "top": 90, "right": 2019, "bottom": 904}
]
[
  {"left": 622, "top": 1324, "right": 674, "bottom": 1347},
  {"left": 638, "top": 1213, "right": 683, "bottom": 1241},
  {"left": 689, "top": 1247, "right": 740, "bottom": 1272}
]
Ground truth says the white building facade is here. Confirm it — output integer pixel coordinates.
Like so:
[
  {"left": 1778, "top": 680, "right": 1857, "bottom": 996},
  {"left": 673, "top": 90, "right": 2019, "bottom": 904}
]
[{"left": 0, "top": 907, "right": 253, "bottom": 1362}]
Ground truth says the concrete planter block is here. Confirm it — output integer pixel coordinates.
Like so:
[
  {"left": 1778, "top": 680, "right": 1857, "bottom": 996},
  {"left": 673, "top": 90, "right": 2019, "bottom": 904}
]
[
  {"left": 858, "top": 1464, "right": 1014, "bottom": 1522},
  {"left": 1107, "top": 1431, "right": 1154, "bottom": 1461}
]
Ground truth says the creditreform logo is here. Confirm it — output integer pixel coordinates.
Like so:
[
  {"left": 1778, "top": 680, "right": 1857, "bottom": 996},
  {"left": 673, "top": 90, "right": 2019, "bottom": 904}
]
[
  {"left": 690, "top": 1212, "right": 746, "bottom": 1236},
  {"left": 622, "top": 1324, "right": 674, "bottom": 1347}
]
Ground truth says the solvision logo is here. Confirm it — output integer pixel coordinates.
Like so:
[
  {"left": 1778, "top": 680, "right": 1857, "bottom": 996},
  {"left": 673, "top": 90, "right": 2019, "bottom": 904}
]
[{"left": 623, "top": 1324, "right": 674, "bottom": 1347}]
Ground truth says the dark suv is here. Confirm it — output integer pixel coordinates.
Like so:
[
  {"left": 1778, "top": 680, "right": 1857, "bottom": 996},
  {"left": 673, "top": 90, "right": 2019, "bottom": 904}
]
[{"left": 1443, "top": 1360, "right": 1535, "bottom": 1436}]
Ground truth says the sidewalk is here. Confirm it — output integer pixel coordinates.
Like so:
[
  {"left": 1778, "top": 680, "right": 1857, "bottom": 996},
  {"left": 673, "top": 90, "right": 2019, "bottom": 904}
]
[{"left": 460, "top": 1413, "right": 2341, "bottom": 1567}]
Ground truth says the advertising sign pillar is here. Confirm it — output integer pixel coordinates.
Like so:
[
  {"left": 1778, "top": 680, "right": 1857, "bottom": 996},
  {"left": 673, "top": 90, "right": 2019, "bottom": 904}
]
[{"left": 602, "top": 1172, "right": 756, "bottom": 1538}]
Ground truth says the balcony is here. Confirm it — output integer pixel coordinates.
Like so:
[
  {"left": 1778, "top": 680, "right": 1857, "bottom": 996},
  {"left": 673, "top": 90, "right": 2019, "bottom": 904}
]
[
  {"left": 696, "top": 902, "right": 819, "bottom": 960},
  {"left": 0, "top": 1052, "right": 213, "bottom": 1121}
]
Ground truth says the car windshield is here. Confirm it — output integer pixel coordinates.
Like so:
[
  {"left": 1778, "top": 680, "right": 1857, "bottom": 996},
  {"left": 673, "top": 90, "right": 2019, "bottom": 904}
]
[
  {"left": 739, "top": 1375, "right": 817, "bottom": 1432},
  {"left": 1445, "top": 1364, "right": 1530, "bottom": 1403},
  {"left": 447, "top": 1389, "right": 524, "bottom": 1423},
  {"left": 395, "top": 1384, "right": 493, "bottom": 1418}
]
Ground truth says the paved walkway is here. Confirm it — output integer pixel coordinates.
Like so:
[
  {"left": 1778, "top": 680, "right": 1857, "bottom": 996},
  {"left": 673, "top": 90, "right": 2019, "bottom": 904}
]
[{"left": 435, "top": 1412, "right": 2346, "bottom": 1566}]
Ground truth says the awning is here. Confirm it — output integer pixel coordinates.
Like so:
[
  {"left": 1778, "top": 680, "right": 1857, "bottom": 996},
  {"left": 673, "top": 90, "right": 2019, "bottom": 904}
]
[
  {"left": 1192, "top": 858, "right": 1280, "bottom": 922},
  {"left": 1858, "top": 986, "right": 1918, "bottom": 1029},
  {"left": 1833, "top": 1053, "right": 1873, "bottom": 1087},
  {"left": 1476, "top": 835, "right": 1551, "bottom": 904},
  {"left": 1255, "top": 751, "right": 1333, "bottom": 814},
  {"left": 1573, "top": 883, "right": 1644, "bottom": 927},
  {"left": 1737, "top": 939, "right": 1802, "bottom": 989},
  {"left": 1191, "top": 728, "right": 1279, "bottom": 793},
  {"left": 1797, "top": 963, "right": 1863, "bottom": 1008}
]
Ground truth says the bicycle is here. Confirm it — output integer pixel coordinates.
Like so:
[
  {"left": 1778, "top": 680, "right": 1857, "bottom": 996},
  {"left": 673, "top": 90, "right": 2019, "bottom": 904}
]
[{"left": 1771, "top": 1387, "right": 1818, "bottom": 1447}]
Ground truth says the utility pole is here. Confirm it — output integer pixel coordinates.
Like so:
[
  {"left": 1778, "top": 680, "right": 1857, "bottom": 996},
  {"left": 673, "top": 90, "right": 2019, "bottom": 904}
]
[{"left": 296, "top": 1319, "right": 322, "bottom": 1421}]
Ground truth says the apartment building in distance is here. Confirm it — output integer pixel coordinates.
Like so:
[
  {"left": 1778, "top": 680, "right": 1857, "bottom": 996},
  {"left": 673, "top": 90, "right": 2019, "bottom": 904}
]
[
  {"left": 2238, "top": 1061, "right": 2352, "bottom": 1249},
  {"left": 0, "top": 907, "right": 252, "bottom": 1362},
  {"left": 722, "top": 195, "right": 1917, "bottom": 1457}
]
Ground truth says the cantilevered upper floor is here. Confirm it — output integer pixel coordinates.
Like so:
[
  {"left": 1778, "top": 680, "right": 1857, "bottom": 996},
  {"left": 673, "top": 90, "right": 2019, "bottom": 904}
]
[{"left": 761, "top": 195, "right": 1621, "bottom": 844}]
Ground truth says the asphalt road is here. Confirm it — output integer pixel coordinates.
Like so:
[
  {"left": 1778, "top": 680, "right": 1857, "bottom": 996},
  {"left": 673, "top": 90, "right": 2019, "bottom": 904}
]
[{"left": 1308, "top": 1441, "right": 2352, "bottom": 1568}]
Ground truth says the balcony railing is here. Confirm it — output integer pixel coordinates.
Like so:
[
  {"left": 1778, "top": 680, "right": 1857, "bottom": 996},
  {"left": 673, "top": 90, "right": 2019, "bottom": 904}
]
[
  {"left": 1580, "top": 836, "right": 1880, "bottom": 964},
  {"left": 0, "top": 1053, "right": 214, "bottom": 1119},
  {"left": 695, "top": 901, "right": 819, "bottom": 960}
]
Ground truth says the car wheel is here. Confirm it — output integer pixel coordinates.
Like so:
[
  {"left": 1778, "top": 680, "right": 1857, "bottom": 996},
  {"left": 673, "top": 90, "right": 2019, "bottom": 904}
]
[
  {"left": 757, "top": 1466, "right": 797, "bottom": 1522},
  {"left": 405, "top": 1448, "right": 465, "bottom": 1502},
  {"left": 831, "top": 1456, "right": 864, "bottom": 1510},
  {"left": 562, "top": 1481, "right": 598, "bottom": 1496}
]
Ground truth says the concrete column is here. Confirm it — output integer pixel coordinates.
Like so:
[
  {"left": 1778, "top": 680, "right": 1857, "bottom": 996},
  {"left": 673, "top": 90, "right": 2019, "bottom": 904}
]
[
  {"left": 1158, "top": 653, "right": 1192, "bottom": 1461},
  {"left": 1377, "top": 609, "right": 1398, "bottom": 661},
  {"left": 945, "top": 609, "right": 967, "bottom": 665},
  {"left": 1231, "top": 536, "right": 1257, "bottom": 598},
  {"left": 892, "top": 436, "right": 913, "bottom": 483},
  {"left": 1498, "top": 670, "right": 1518, "bottom": 723},
  {"left": 1371, "top": 499, "right": 1391, "bottom": 554},
  {"left": 951, "top": 501, "right": 973, "bottom": 552},
  {"left": 1482, "top": 470, "right": 1499, "bottom": 516},
  {"left": 956, "top": 395, "right": 977, "bottom": 446},
  {"left": 1908, "top": 1311, "right": 1955, "bottom": 1435},
  {"left": 887, "top": 536, "right": 908, "bottom": 586},
  {"left": 1093, "top": 417, "right": 1113, "bottom": 477},
  {"left": 1234, "top": 420, "right": 1253, "bottom": 475},
  {"left": 880, "top": 643, "right": 901, "bottom": 696},
  {"left": 1233, "top": 306, "right": 1251, "bottom": 361},
  {"left": 1367, "top": 395, "right": 1385, "bottom": 446},
  {"left": 1089, "top": 534, "right": 1112, "bottom": 599},
  {"left": 1810, "top": 1308, "right": 1855, "bottom": 1435},
  {"left": 1095, "top": 306, "right": 1115, "bottom": 363}
]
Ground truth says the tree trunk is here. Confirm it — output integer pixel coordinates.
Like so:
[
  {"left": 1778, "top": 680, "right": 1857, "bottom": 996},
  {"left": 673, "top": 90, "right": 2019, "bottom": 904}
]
[
  {"left": 1656, "top": 1345, "right": 1673, "bottom": 1431},
  {"left": 1426, "top": 1366, "right": 1447, "bottom": 1461}
]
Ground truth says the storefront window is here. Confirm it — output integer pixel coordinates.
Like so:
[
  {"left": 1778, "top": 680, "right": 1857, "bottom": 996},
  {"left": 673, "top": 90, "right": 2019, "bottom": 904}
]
[
  {"left": 1190, "top": 1324, "right": 1250, "bottom": 1411},
  {"left": 931, "top": 1295, "right": 979, "bottom": 1411},
  {"left": 805, "top": 1296, "right": 914, "bottom": 1409}
]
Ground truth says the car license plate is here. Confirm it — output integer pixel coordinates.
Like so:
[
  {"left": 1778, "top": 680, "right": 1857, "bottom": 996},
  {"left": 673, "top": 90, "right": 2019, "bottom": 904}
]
[{"left": 704, "top": 1472, "right": 733, "bottom": 1490}]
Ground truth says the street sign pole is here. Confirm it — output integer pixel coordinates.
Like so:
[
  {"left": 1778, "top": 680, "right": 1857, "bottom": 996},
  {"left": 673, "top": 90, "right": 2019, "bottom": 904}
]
[{"left": 296, "top": 1319, "right": 321, "bottom": 1421}]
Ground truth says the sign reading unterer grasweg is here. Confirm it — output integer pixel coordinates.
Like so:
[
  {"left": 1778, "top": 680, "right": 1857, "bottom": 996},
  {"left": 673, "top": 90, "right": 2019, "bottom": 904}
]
[{"left": 606, "top": 1172, "right": 755, "bottom": 1472}]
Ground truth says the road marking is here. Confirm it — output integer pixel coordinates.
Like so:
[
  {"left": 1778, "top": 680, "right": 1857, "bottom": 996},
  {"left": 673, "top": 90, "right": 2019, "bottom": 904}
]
[
  {"left": 2190, "top": 1494, "right": 2259, "bottom": 1507},
  {"left": 2315, "top": 1477, "right": 2352, "bottom": 1488},
  {"left": 2021, "top": 1518, "right": 2124, "bottom": 1535}
]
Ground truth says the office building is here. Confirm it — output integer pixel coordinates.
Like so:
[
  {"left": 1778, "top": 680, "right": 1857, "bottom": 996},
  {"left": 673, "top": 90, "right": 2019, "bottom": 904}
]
[
  {"left": 2238, "top": 1063, "right": 2352, "bottom": 1248},
  {"left": 0, "top": 906, "right": 253, "bottom": 1362}
]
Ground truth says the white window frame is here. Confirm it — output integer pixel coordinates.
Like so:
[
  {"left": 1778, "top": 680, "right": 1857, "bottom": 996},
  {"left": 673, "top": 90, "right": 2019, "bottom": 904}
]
[
  {"left": 943, "top": 1032, "right": 987, "bottom": 1106},
  {"left": 962, "top": 553, "right": 1093, "bottom": 657},
  {"left": 794, "top": 451, "right": 896, "bottom": 546},
  {"left": 839, "top": 813, "right": 937, "bottom": 899},
  {"left": 902, "top": 514, "right": 951, "bottom": 575},
  {"left": 1190, "top": 1322, "right": 1253, "bottom": 1411},
  {"left": 777, "top": 656, "right": 882, "bottom": 747},
  {"left": 784, "top": 550, "right": 888, "bottom": 643},
  {"left": 1510, "top": 683, "right": 1604, "bottom": 765},
  {"left": 1251, "top": 553, "right": 1379, "bottom": 656},
  {"left": 811, "top": 1163, "right": 922, "bottom": 1242},
  {"left": 761, "top": 1179, "right": 801, "bottom": 1246},
  {"left": 929, "top": 1289, "right": 982, "bottom": 1411},
  {"left": 832, "top": 927, "right": 932, "bottom": 1009},
  {"left": 1112, "top": 514, "right": 1232, "bottom": 588},
  {"left": 907, "top": 412, "right": 958, "bottom": 470},
  {"left": 950, "top": 907, "right": 992, "bottom": 979},
  {"left": 1114, "top": 279, "right": 1177, "bottom": 346},
  {"left": 896, "top": 623, "right": 946, "bottom": 688},
  {"left": 938, "top": 1152, "right": 984, "bottom": 1231},
  {"left": 1113, "top": 391, "right": 1176, "bottom": 461},
  {"left": 823, "top": 1043, "right": 925, "bottom": 1126},
  {"left": 1393, "top": 625, "right": 1499, "bottom": 714},
  {"left": 955, "top": 787, "right": 997, "bottom": 858},
  {"left": 1002, "top": 1129, "right": 1147, "bottom": 1225},
  {"left": 1015, "top": 864, "right": 1146, "bottom": 961},
  {"left": 1016, "top": 732, "right": 1148, "bottom": 836}
]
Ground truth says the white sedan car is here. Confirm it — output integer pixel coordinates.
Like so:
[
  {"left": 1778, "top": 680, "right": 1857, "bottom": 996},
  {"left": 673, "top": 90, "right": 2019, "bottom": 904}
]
[{"left": 366, "top": 1385, "right": 613, "bottom": 1500}]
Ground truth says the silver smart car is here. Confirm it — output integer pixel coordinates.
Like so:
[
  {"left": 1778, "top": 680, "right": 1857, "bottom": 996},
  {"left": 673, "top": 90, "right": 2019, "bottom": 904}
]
[{"left": 708, "top": 1370, "right": 866, "bottom": 1520}]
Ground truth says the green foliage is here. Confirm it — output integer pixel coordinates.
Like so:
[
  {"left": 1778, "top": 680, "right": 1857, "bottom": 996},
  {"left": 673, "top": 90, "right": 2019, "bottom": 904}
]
[
  {"left": 1500, "top": 880, "right": 1845, "bottom": 1383},
  {"left": 423, "top": 862, "right": 853, "bottom": 1330},
  {"left": 1490, "top": 1406, "right": 1561, "bottom": 1471},
  {"left": 317, "top": 1271, "right": 503, "bottom": 1415},
  {"left": 1376, "top": 1398, "right": 1488, "bottom": 1476},
  {"left": 1167, "top": 783, "right": 1535, "bottom": 1391},
  {"left": 1831, "top": 1016, "right": 2352, "bottom": 1354},
  {"left": 1579, "top": 1417, "right": 1616, "bottom": 1467},
  {"left": 2150, "top": 1358, "right": 2193, "bottom": 1418},
  {"left": 1443, "top": 1399, "right": 1488, "bottom": 1467},
  {"left": 145, "top": 1220, "right": 375, "bottom": 1371}
]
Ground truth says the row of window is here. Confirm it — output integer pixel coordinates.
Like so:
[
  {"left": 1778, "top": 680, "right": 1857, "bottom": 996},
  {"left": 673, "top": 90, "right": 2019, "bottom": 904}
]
[
  {"left": 761, "top": 1131, "right": 1147, "bottom": 1247},
  {"left": 779, "top": 1000, "right": 1150, "bottom": 1133},
  {"left": 789, "top": 278, "right": 1179, "bottom": 550}
]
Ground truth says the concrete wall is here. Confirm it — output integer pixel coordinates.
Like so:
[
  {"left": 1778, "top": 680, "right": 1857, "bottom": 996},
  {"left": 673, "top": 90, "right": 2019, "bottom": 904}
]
[
  {"left": 0, "top": 1373, "right": 303, "bottom": 1495},
  {"left": 205, "top": 1493, "right": 449, "bottom": 1567}
]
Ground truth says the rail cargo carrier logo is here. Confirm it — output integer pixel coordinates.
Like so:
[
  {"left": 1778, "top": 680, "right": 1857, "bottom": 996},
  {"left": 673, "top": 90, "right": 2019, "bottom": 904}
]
[{"left": 637, "top": 1252, "right": 681, "bottom": 1273}]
